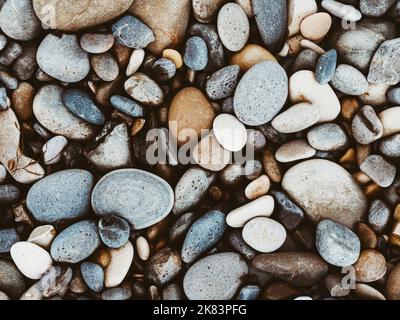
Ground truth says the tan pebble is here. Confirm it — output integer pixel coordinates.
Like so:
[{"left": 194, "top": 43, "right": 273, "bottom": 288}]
[
  {"left": 230, "top": 44, "right": 276, "bottom": 72},
  {"left": 286, "top": 35, "right": 304, "bottom": 56},
  {"left": 354, "top": 171, "right": 371, "bottom": 184},
  {"left": 340, "top": 96, "right": 360, "bottom": 122},
  {"left": 390, "top": 222, "right": 400, "bottom": 247},
  {"left": 324, "top": 273, "right": 350, "bottom": 297},
  {"left": 300, "top": 39, "right": 325, "bottom": 55},
  {"left": 235, "top": 0, "right": 253, "bottom": 17},
  {"left": 355, "top": 283, "right": 386, "bottom": 300},
  {"left": 364, "top": 182, "right": 380, "bottom": 198},
  {"left": 162, "top": 49, "right": 183, "bottom": 69},
  {"left": 300, "top": 13, "right": 332, "bottom": 41},
  {"left": 356, "top": 143, "right": 371, "bottom": 166},
  {"left": 355, "top": 223, "right": 377, "bottom": 249},
  {"left": 275, "top": 139, "right": 316, "bottom": 163},
  {"left": 340, "top": 148, "right": 356, "bottom": 164},
  {"left": 394, "top": 204, "right": 400, "bottom": 221},
  {"left": 94, "top": 247, "right": 111, "bottom": 268},
  {"left": 105, "top": 240, "right": 134, "bottom": 288},
  {"left": 69, "top": 271, "right": 88, "bottom": 294},
  {"left": 262, "top": 145, "right": 282, "bottom": 183},
  {"left": 131, "top": 118, "right": 146, "bottom": 137},
  {"left": 146, "top": 217, "right": 171, "bottom": 242},
  {"left": 387, "top": 263, "right": 400, "bottom": 300},
  {"left": 27, "top": 225, "right": 56, "bottom": 249},
  {"left": 126, "top": 49, "right": 145, "bottom": 77},
  {"left": 354, "top": 249, "right": 386, "bottom": 283},
  {"left": 278, "top": 43, "right": 290, "bottom": 57},
  {"left": 262, "top": 281, "right": 301, "bottom": 300},
  {"left": 136, "top": 236, "right": 150, "bottom": 261},
  {"left": 245, "top": 175, "right": 270, "bottom": 200},
  {"left": 11, "top": 82, "right": 34, "bottom": 121},
  {"left": 112, "top": 42, "right": 132, "bottom": 68},
  {"left": 95, "top": 76, "right": 124, "bottom": 106}
]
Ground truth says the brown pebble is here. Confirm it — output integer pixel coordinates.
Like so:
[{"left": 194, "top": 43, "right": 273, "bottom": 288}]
[
  {"left": 386, "top": 263, "right": 400, "bottom": 300},
  {"left": 356, "top": 143, "right": 371, "bottom": 166},
  {"left": 11, "top": 82, "right": 34, "bottom": 121},
  {"left": 354, "top": 249, "right": 387, "bottom": 283},
  {"left": 146, "top": 217, "right": 171, "bottom": 242},
  {"left": 262, "top": 145, "right": 282, "bottom": 183},
  {"left": 94, "top": 248, "right": 111, "bottom": 268},
  {"left": 355, "top": 283, "right": 386, "bottom": 300},
  {"left": 112, "top": 41, "right": 133, "bottom": 68},
  {"left": 261, "top": 281, "right": 301, "bottom": 300},
  {"left": 339, "top": 148, "right": 355, "bottom": 164},
  {"left": 394, "top": 204, "right": 400, "bottom": 221},
  {"left": 364, "top": 182, "right": 381, "bottom": 198},
  {"left": 340, "top": 97, "right": 360, "bottom": 122},
  {"left": 145, "top": 247, "right": 182, "bottom": 286},
  {"left": 355, "top": 223, "right": 377, "bottom": 249},
  {"left": 324, "top": 273, "right": 351, "bottom": 297},
  {"left": 131, "top": 119, "right": 146, "bottom": 137},
  {"left": 390, "top": 221, "right": 400, "bottom": 247},
  {"left": 230, "top": 44, "right": 276, "bottom": 72}
]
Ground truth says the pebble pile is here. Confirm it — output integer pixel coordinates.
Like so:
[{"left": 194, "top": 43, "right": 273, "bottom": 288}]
[{"left": 0, "top": 0, "right": 400, "bottom": 301}]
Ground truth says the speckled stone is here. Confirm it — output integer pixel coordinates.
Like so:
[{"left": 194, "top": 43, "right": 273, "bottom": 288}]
[
  {"left": 145, "top": 247, "right": 182, "bottom": 286},
  {"left": 292, "top": 49, "right": 319, "bottom": 73},
  {"left": 80, "top": 33, "right": 115, "bottom": 54},
  {"left": 360, "top": 0, "right": 396, "bottom": 17},
  {"left": 360, "top": 155, "right": 396, "bottom": 187},
  {"left": 316, "top": 49, "right": 337, "bottom": 84},
  {"left": 0, "top": 259, "right": 26, "bottom": 299},
  {"left": 332, "top": 64, "right": 368, "bottom": 95},
  {"left": 307, "top": 124, "right": 348, "bottom": 151},
  {"left": 112, "top": 15, "right": 155, "bottom": 49},
  {"left": 206, "top": 65, "right": 241, "bottom": 100},
  {"left": 110, "top": 95, "right": 145, "bottom": 118},
  {"left": 184, "top": 36, "right": 208, "bottom": 71},
  {"left": 379, "top": 134, "right": 400, "bottom": 158},
  {"left": 80, "top": 262, "right": 104, "bottom": 292},
  {"left": 0, "top": 228, "right": 19, "bottom": 253},
  {"left": 98, "top": 215, "right": 130, "bottom": 249},
  {"left": 0, "top": 184, "right": 20, "bottom": 206},
  {"left": 124, "top": 73, "right": 164, "bottom": 106},
  {"left": 91, "top": 53, "right": 119, "bottom": 82}
]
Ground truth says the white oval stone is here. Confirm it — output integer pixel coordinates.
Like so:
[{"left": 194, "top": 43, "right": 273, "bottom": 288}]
[
  {"left": 42, "top": 136, "right": 68, "bottom": 165},
  {"left": 242, "top": 217, "right": 286, "bottom": 253},
  {"left": 245, "top": 175, "right": 271, "bottom": 200},
  {"left": 288, "top": 0, "right": 318, "bottom": 37},
  {"left": 126, "top": 49, "right": 145, "bottom": 77},
  {"left": 379, "top": 107, "right": 400, "bottom": 138},
  {"left": 27, "top": 225, "right": 57, "bottom": 250},
  {"left": 136, "top": 236, "right": 150, "bottom": 261},
  {"left": 300, "top": 12, "right": 332, "bottom": 41},
  {"left": 290, "top": 70, "right": 340, "bottom": 123},
  {"left": 226, "top": 195, "right": 275, "bottom": 228},
  {"left": 321, "top": 0, "right": 362, "bottom": 21},
  {"left": 213, "top": 114, "right": 248, "bottom": 152},
  {"left": 10, "top": 242, "right": 52, "bottom": 280},
  {"left": 272, "top": 103, "right": 320, "bottom": 133},
  {"left": 275, "top": 139, "right": 316, "bottom": 163},
  {"left": 104, "top": 240, "right": 134, "bottom": 288}
]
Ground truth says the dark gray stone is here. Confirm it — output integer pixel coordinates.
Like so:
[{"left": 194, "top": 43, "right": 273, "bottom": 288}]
[
  {"left": 145, "top": 247, "right": 182, "bottom": 286},
  {"left": 110, "top": 95, "right": 145, "bottom": 118},
  {"left": 0, "top": 184, "right": 20, "bottom": 205},
  {"left": 206, "top": 65, "right": 241, "bottom": 100},
  {"left": 151, "top": 58, "right": 176, "bottom": 81},
  {"left": 184, "top": 36, "right": 208, "bottom": 71},
  {"left": 112, "top": 15, "right": 155, "bottom": 49},
  {"left": 80, "top": 262, "right": 104, "bottom": 293},
  {"left": 292, "top": 49, "right": 319, "bottom": 73},
  {"left": 0, "top": 228, "right": 19, "bottom": 253},
  {"left": 169, "top": 212, "right": 196, "bottom": 244},
  {"left": 270, "top": 190, "right": 304, "bottom": 231},
  {"left": 316, "top": 49, "right": 337, "bottom": 85},
  {"left": 102, "top": 287, "right": 132, "bottom": 300},
  {"left": 0, "top": 259, "right": 25, "bottom": 298},
  {"left": 227, "top": 230, "right": 256, "bottom": 260},
  {"left": 98, "top": 215, "right": 130, "bottom": 249}
]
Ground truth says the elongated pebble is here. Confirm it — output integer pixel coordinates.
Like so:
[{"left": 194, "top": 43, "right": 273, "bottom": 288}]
[{"left": 275, "top": 140, "right": 316, "bottom": 163}]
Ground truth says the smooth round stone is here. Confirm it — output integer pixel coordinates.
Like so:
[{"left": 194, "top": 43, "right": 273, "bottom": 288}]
[
  {"left": 110, "top": 95, "right": 144, "bottom": 118},
  {"left": 91, "top": 53, "right": 119, "bottom": 82},
  {"left": 92, "top": 169, "right": 174, "bottom": 230},
  {"left": 387, "top": 87, "right": 400, "bottom": 105},
  {"left": 27, "top": 225, "right": 56, "bottom": 250},
  {"left": 234, "top": 61, "right": 288, "bottom": 126},
  {"left": 10, "top": 242, "right": 52, "bottom": 280},
  {"left": 300, "top": 13, "right": 331, "bottom": 41},
  {"left": 360, "top": 155, "right": 396, "bottom": 188},
  {"left": 80, "top": 33, "right": 114, "bottom": 54},
  {"left": 230, "top": 44, "right": 276, "bottom": 72},
  {"left": 0, "top": 184, "right": 20, "bottom": 205},
  {"left": 290, "top": 70, "right": 340, "bottom": 122},
  {"left": 151, "top": 58, "right": 176, "bottom": 81},
  {"left": 354, "top": 249, "right": 387, "bottom": 283},
  {"left": 33, "top": 85, "right": 96, "bottom": 140},
  {"left": 124, "top": 73, "right": 164, "bottom": 106},
  {"left": 352, "top": 105, "right": 383, "bottom": 145},
  {"left": 245, "top": 175, "right": 270, "bottom": 200},
  {"left": 183, "top": 253, "right": 248, "bottom": 300},
  {"left": 332, "top": 64, "right": 368, "bottom": 96},
  {"left": 217, "top": 3, "right": 249, "bottom": 52},
  {"left": 380, "top": 134, "right": 400, "bottom": 158},
  {"left": 104, "top": 241, "right": 134, "bottom": 288},
  {"left": 307, "top": 124, "right": 348, "bottom": 151},
  {"left": 275, "top": 139, "right": 316, "bottom": 163},
  {"left": 136, "top": 236, "right": 150, "bottom": 261},
  {"left": 80, "top": 262, "right": 104, "bottom": 293},
  {"left": 27, "top": 169, "right": 94, "bottom": 223},
  {"left": 316, "top": 219, "right": 360, "bottom": 267},
  {"left": 206, "top": 65, "right": 241, "bottom": 100},
  {"left": 98, "top": 215, "right": 130, "bottom": 249},
  {"left": 242, "top": 217, "right": 286, "bottom": 253},
  {"left": 288, "top": 0, "right": 318, "bottom": 37},
  {"left": 321, "top": 0, "right": 361, "bottom": 21},
  {"left": 37, "top": 34, "right": 90, "bottom": 83},
  {"left": 43, "top": 136, "right": 68, "bottom": 165},
  {"left": 63, "top": 89, "right": 105, "bottom": 125},
  {"left": 272, "top": 103, "right": 319, "bottom": 134},
  {"left": 355, "top": 283, "right": 386, "bottom": 300},
  {"left": 282, "top": 159, "right": 367, "bottom": 229},
  {"left": 292, "top": 49, "right": 319, "bottom": 73},
  {"left": 126, "top": 49, "right": 145, "bottom": 76},
  {"left": 146, "top": 248, "right": 182, "bottom": 285},
  {"left": 193, "top": 0, "right": 227, "bottom": 23},
  {"left": 193, "top": 132, "right": 231, "bottom": 172},
  {"left": 252, "top": 0, "right": 287, "bottom": 52},
  {"left": 270, "top": 190, "right": 304, "bottom": 231},
  {"left": 112, "top": 15, "right": 155, "bottom": 49},
  {"left": 0, "top": 229, "right": 19, "bottom": 253},
  {"left": 181, "top": 210, "right": 226, "bottom": 264},
  {"left": 379, "top": 107, "right": 400, "bottom": 138},
  {"left": 360, "top": 0, "right": 395, "bottom": 17},
  {"left": 226, "top": 195, "right": 275, "bottom": 228},
  {"left": 173, "top": 167, "right": 216, "bottom": 215},
  {"left": 213, "top": 113, "right": 247, "bottom": 152},
  {"left": 0, "top": 0, "right": 41, "bottom": 41},
  {"left": 50, "top": 220, "right": 100, "bottom": 264},
  {"left": 0, "top": 259, "right": 26, "bottom": 298},
  {"left": 316, "top": 49, "right": 337, "bottom": 85},
  {"left": 169, "top": 87, "right": 215, "bottom": 146},
  {"left": 184, "top": 36, "right": 208, "bottom": 71}
]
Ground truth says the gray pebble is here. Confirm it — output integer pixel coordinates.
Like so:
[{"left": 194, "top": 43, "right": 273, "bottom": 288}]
[
  {"left": 316, "top": 219, "right": 361, "bottom": 267},
  {"left": 0, "top": 259, "right": 25, "bottom": 299},
  {"left": 98, "top": 215, "right": 130, "bottom": 249},
  {"left": 80, "top": 33, "right": 115, "bottom": 54},
  {"left": 169, "top": 212, "right": 197, "bottom": 244},
  {"left": 0, "top": 34, "right": 6, "bottom": 51},
  {"left": 307, "top": 123, "right": 348, "bottom": 151},
  {"left": 112, "top": 15, "right": 155, "bottom": 49},
  {"left": 0, "top": 42, "right": 22, "bottom": 66},
  {"left": 91, "top": 53, "right": 119, "bottom": 82},
  {"left": 270, "top": 190, "right": 304, "bottom": 231},
  {"left": 234, "top": 61, "right": 288, "bottom": 126},
  {"left": 183, "top": 252, "right": 248, "bottom": 300},
  {"left": 184, "top": 36, "right": 208, "bottom": 71},
  {"left": 0, "top": 228, "right": 19, "bottom": 253},
  {"left": 206, "top": 65, "right": 241, "bottom": 100},
  {"left": 0, "top": 70, "right": 17, "bottom": 89},
  {"left": 181, "top": 210, "right": 226, "bottom": 264},
  {"left": 292, "top": 49, "right": 319, "bottom": 73},
  {"left": 145, "top": 247, "right": 182, "bottom": 286},
  {"left": 162, "top": 283, "right": 185, "bottom": 300},
  {"left": 102, "top": 287, "right": 132, "bottom": 300},
  {"left": 368, "top": 199, "right": 391, "bottom": 233},
  {"left": 387, "top": 87, "right": 400, "bottom": 104},
  {"left": 50, "top": 220, "right": 101, "bottom": 264},
  {"left": 0, "top": 184, "right": 20, "bottom": 205},
  {"left": 151, "top": 58, "right": 176, "bottom": 81},
  {"left": 236, "top": 285, "right": 261, "bottom": 300},
  {"left": 124, "top": 72, "right": 164, "bottom": 106},
  {"left": 352, "top": 105, "right": 383, "bottom": 145},
  {"left": 379, "top": 133, "right": 400, "bottom": 158},
  {"left": 80, "top": 262, "right": 104, "bottom": 293},
  {"left": 360, "top": 155, "right": 396, "bottom": 187},
  {"left": 360, "top": 0, "right": 396, "bottom": 17},
  {"left": 12, "top": 42, "right": 37, "bottom": 81},
  {"left": 332, "top": 64, "right": 368, "bottom": 95},
  {"left": 92, "top": 169, "right": 174, "bottom": 230},
  {"left": 110, "top": 95, "right": 145, "bottom": 118},
  {"left": 27, "top": 169, "right": 94, "bottom": 223},
  {"left": 63, "top": 89, "right": 105, "bottom": 125},
  {"left": 316, "top": 49, "right": 337, "bottom": 84}
]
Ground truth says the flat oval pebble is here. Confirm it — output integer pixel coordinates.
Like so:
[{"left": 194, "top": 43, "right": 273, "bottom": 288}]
[
  {"left": 379, "top": 107, "right": 400, "bottom": 138},
  {"left": 217, "top": 3, "right": 249, "bottom": 52},
  {"left": 307, "top": 123, "right": 348, "bottom": 151},
  {"left": 332, "top": 64, "right": 369, "bottom": 96},
  {"left": 126, "top": 49, "right": 145, "bottom": 76},
  {"left": 184, "top": 36, "right": 208, "bottom": 71},
  {"left": 206, "top": 65, "right": 241, "bottom": 100},
  {"left": 125, "top": 73, "right": 164, "bottom": 106},
  {"left": 245, "top": 175, "right": 271, "bottom": 200},
  {"left": 272, "top": 103, "right": 319, "bottom": 134},
  {"left": 92, "top": 169, "right": 174, "bottom": 230},
  {"left": 360, "top": 155, "right": 396, "bottom": 188},
  {"left": 275, "top": 139, "right": 316, "bottom": 163},
  {"left": 136, "top": 236, "right": 150, "bottom": 261},
  {"left": 287, "top": 0, "right": 318, "bottom": 37},
  {"left": 10, "top": 241, "right": 52, "bottom": 280},
  {"left": 227, "top": 195, "right": 275, "bottom": 228},
  {"left": 104, "top": 241, "right": 134, "bottom": 288},
  {"left": 230, "top": 44, "right": 276, "bottom": 72},
  {"left": 282, "top": 159, "right": 367, "bottom": 229},
  {"left": 354, "top": 249, "right": 387, "bottom": 283},
  {"left": 380, "top": 134, "right": 400, "bottom": 158},
  {"left": 316, "top": 49, "right": 337, "bottom": 85},
  {"left": 183, "top": 253, "right": 248, "bottom": 300},
  {"left": 91, "top": 53, "right": 119, "bottom": 82},
  {"left": 98, "top": 215, "right": 130, "bottom": 249},
  {"left": 234, "top": 61, "right": 288, "bottom": 126},
  {"left": 242, "top": 217, "right": 286, "bottom": 253},
  {"left": 110, "top": 95, "right": 145, "bottom": 118},
  {"left": 43, "top": 136, "right": 68, "bottom": 165},
  {"left": 37, "top": 34, "right": 90, "bottom": 83},
  {"left": 63, "top": 88, "right": 105, "bottom": 125},
  {"left": 80, "top": 262, "right": 104, "bottom": 293},
  {"left": 112, "top": 15, "right": 155, "bottom": 49},
  {"left": 33, "top": 85, "right": 96, "bottom": 140},
  {"left": 213, "top": 113, "right": 247, "bottom": 152},
  {"left": 80, "top": 33, "right": 114, "bottom": 54},
  {"left": 316, "top": 219, "right": 361, "bottom": 267},
  {"left": 300, "top": 13, "right": 332, "bottom": 41},
  {"left": 102, "top": 287, "right": 132, "bottom": 300},
  {"left": 181, "top": 210, "right": 226, "bottom": 263},
  {"left": 27, "top": 169, "right": 94, "bottom": 223}
]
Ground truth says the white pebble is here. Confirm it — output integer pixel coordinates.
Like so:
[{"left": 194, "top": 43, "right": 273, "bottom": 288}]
[
  {"left": 42, "top": 135, "right": 68, "bottom": 165},
  {"left": 321, "top": 0, "right": 362, "bottom": 21},
  {"left": 126, "top": 49, "right": 145, "bottom": 77},
  {"left": 27, "top": 225, "right": 57, "bottom": 249},
  {"left": 136, "top": 236, "right": 150, "bottom": 261},
  {"left": 379, "top": 107, "right": 400, "bottom": 138},
  {"left": 213, "top": 114, "right": 248, "bottom": 152},
  {"left": 105, "top": 240, "right": 134, "bottom": 288},
  {"left": 275, "top": 139, "right": 316, "bottom": 163}
]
